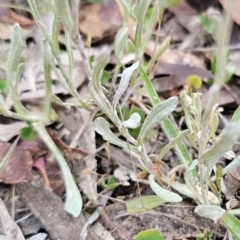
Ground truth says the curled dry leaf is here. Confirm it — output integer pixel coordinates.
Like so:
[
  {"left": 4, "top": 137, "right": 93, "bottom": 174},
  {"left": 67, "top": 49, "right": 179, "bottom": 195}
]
[
  {"left": 46, "top": 128, "right": 88, "bottom": 161},
  {"left": 0, "top": 141, "right": 33, "bottom": 184}
]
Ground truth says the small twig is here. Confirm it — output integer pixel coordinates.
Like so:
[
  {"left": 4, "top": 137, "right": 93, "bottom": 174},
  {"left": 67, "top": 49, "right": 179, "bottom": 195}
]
[{"left": 97, "top": 206, "right": 129, "bottom": 240}]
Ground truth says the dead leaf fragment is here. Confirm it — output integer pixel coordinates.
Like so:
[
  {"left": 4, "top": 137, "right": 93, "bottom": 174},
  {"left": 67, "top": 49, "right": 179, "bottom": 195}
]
[
  {"left": 153, "top": 61, "right": 213, "bottom": 92},
  {"left": 0, "top": 0, "right": 34, "bottom": 27},
  {"left": 79, "top": 2, "right": 122, "bottom": 39},
  {"left": 0, "top": 141, "right": 33, "bottom": 184},
  {"left": 46, "top": 128, "right": 88, "bottom": 161},
  {"left": 45, "top": 156, "right": 64, "bottom": 196},
  {"left": 0, "top": 122, "right": 27, "bottom": 141},
  {"left": 16, "top": 181, "right": 97, "bottom": 240}
]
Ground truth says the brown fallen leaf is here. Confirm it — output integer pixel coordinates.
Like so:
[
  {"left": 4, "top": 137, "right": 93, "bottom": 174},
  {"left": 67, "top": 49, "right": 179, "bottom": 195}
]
[
  {"left": 153, "top": 61, "right": 213, "bottom": 92},
  {"left": 79, "top": 2, "right": 122, "bottom": 39},
  {"left": 145, "top": 45, "right": 213, "bottom": 92},
  {"left": 46, "top": 127, "right": 88, "bottom": 161},
  {"left": 0, "top": 1, "right": 34, "bottom": 27},
  {"left": 45, "top": 155, "right": 64, "bottom": 196},
  {"left": 19, "top": 130, "right": 87, "bottom": 196},
  {"left": 0, "top": 141, "right": 33, "bottom": 184},
  {"left": 19, "top": 139, "right": 63, "bottom": 196}
]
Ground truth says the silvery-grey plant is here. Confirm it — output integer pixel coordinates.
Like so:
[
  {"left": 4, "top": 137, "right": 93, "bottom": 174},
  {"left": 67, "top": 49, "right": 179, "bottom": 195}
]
[{"left": 91, "top": 0, "right": 240, "bottom": 238}]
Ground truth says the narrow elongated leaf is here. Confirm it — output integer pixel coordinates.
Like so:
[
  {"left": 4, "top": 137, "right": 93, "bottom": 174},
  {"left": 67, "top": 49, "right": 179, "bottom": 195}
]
[
  {"left": 158, "top": 0, "right": 180, "bottom": 9},
  {"left": 57, "top": 0, "right": 73, "bottom": 35},
  {"left": 89, "top": 49, "right": 120, "bottom": 126},
  {"left": 134, "top": 0, "right": 151, "bottom": 50},
  {"left": 89, "top": 83, "right": 120, "bottom": 127},
  {"left": 120, "top": 0, "right": 136, "bottom": 19},
  {"left": 140, "top": 5, "right": 158, "bottom": 57},
  {"left": 170, "top": 181, "right": 196, "bottom": 199},
  {"left": 153, "top": 36, "right": 171, "bottom": 61},
  {"left": 222, "top": 155, "right": 240, "bottom": 175},
  {"left": 93, "top": 117, "right": 129, "bottom": 149},
  {"left": 184, "top": 160, "right": 202, "bottom": 202},
  {"left": 157, "top": 129, "right": 189, "bottom": 161},
  {"left": 7, "top": 24, "right": 25, "bottom": 78},
  {"left": 114, "top": 27, "right": 128, "bottom": 63},
  {"left": 139, "top": 66, "right": 159, "bottom": 106},
  {"left": 7, "top": 24, "right": 28, "bottom": 115},
  {"left": 113, "top": 61, "right": 140, "bottom": 108},
  {"left": 52, "top": 5, "right": 61, "bottom": 53},
  {"left": 126, "top": 195, "right": 165, "bottom": 215},
  {"left": 0, "top": 136, "right": 20, "bottom": 172},
  {"left": 149, "top": 174, "right": 182, "bottom": 202},
  {"left": 43, "top": 40, "right": 52, "bottom": 117},
  {"left": 147, "top": 36, "right": 171, "bottom": 70},
  {"left": 92, "top": 49, "right": 110, "bottom": 90},
  {"left": 222, "top": 213, "right": 240, "bottom": 240},
  {"left": 32, "top": 123, "right": 82, "bottom": 217},
  {"left": 195, "top": 205, "right": 225, "bottom": 223},
  {"left": 195, "top": 205, "right": 240, "bottom": 239},
  {"left": 138, "top": 97, "right": 178, "bottom": 143},
  {"left": 199, "top": 122, "right": 240, "bottom": 177}
]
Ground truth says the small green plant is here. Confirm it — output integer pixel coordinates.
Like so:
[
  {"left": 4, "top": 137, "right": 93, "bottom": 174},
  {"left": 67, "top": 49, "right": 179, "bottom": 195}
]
[
  {"left": 90, "top": 0, "right": 240, "bottom": 238},
  {"left": 101, "top": 176, "right": 119, "bottom": 190}
]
